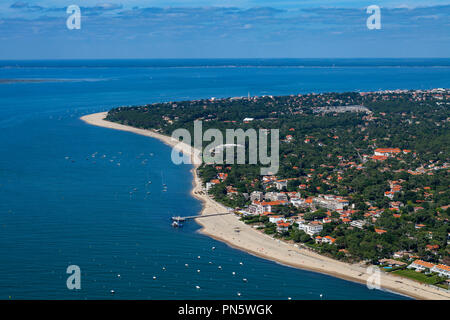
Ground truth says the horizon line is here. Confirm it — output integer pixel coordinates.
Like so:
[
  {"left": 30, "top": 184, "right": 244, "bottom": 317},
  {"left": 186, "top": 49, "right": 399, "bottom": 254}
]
[{"left": 1, "top": 57, "right": 450, "bottom": 61}]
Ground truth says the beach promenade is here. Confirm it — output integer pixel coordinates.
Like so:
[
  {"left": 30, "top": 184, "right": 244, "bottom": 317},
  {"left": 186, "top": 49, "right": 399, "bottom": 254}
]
[{"left": 81, "top": 112, "right": 450, "bottom": 300}]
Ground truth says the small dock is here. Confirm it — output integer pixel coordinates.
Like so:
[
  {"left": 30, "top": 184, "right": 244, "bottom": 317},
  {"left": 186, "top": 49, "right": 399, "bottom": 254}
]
[{"left": 171, "top": 212, "right": 231, "bottom": 222}]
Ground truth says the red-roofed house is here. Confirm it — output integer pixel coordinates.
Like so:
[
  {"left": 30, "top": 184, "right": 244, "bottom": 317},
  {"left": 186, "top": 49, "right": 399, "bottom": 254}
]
[
  {"left": 425, "top": 244, "right": 439, "bottom": 251},
  {"left": 431, "top": 264, "right": 450, "bottom": 278},
  {"left": 276, "top": 221, "right": 290, "bottom": 233},
  {"left": 322, "top": 236, "right": 336, "bottom": 244},
  {"left": 408, "top": 260, "right": 435, "bottom": 272},
  {"left": 269, "top": 215, "right": 285, "bottom": 224},
  {"left": 374, "top": 148, "right": 402, "bottom": 157}
]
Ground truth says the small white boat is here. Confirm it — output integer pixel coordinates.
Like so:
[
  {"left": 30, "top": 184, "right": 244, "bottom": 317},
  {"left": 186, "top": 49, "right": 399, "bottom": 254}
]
[{"left": 172, "top": 221, "right": 183, "bottom": 228}]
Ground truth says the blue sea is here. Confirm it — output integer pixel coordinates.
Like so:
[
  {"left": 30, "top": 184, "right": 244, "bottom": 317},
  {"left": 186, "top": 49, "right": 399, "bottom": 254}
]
[{"left": 1, "top": 59, "right": 449, "bottom": 300}]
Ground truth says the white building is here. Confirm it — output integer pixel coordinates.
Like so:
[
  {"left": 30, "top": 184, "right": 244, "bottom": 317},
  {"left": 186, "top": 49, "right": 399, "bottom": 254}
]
[
  {"left": 407, "top": 260, "right": 435, "bottom": 273},
  {"left": 265, "top": 192, "right": 288, "bottom": 201},
  {"left": 431, "top": 264, "right": 450, "bottom": 278},
  {"left": 298, "top": 221, "right": 323, "bottom": 236},
  {"left": 247, "top": 204, "right": 265, "bottom": 215},
  {"left": 250, "top": 191, "right": 264, "bottom": 202},
  {"left": 350, "top": 220, "right": 366, "bottom": 229},
  {"left": 306, "top": 223, "right": 323, "bottom": 236},
  {"left": 274, "top": 180, "right": 288, "bottom": 190},
  {"left": 321, "top": 236, "right": 336, "bottom": 244},
  {"left": 206, "top": 182, "right": 217, "bottom": 191},
  {"left": 290, "top": 198, "right": 306, "bottom": 208},
  {"left": 384, "top": 191, "right": 395, "bottom": 200},
  {"left": 313, "top": 195, "right": 349, "bottom": 211},
  {"left": 269, "top": 216, "right": 285, "bottom": 224}
]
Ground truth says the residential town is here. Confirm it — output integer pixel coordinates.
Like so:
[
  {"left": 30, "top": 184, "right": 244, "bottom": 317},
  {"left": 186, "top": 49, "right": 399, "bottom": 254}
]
[{"left": 107, "top": 88, "right": 450, "bottom": 290}]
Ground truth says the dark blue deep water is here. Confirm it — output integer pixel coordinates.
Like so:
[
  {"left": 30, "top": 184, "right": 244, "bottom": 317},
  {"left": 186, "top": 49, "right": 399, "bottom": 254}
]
[{"left": 1, "top": 59, "right": 449, "bottom": 300}]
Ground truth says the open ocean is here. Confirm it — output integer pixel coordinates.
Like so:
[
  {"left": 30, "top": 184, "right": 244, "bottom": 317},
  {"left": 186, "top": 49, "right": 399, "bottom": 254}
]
[{"left": 1, "top": 59, "right": 449, "bottom": 300}]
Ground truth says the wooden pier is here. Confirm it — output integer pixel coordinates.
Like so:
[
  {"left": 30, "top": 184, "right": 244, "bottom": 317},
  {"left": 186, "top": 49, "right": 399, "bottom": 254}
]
[{"left": 171, "top": 212, "right": 231, "bottom": 222}]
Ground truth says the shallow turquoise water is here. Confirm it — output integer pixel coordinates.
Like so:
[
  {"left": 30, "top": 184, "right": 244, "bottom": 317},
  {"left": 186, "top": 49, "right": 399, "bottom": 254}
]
[{"left": 1, "top": 59, "right": 449, "bottom": 299}]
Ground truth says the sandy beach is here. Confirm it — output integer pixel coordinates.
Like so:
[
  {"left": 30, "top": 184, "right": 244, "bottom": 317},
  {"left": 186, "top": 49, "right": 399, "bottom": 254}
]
[{"left": 81, "top": 112, "right": 450, "bottom": 300}]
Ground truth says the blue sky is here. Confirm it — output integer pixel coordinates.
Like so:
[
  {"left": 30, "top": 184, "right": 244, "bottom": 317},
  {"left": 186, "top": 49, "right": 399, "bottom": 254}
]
[{"left": 0, "top": 1, "right": 449, "bottom": 59}]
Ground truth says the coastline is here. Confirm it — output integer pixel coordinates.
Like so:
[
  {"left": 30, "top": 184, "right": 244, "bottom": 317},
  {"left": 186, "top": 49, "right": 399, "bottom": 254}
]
[{"left": 81, "top": 112, "right": 450, "bottom": 300}]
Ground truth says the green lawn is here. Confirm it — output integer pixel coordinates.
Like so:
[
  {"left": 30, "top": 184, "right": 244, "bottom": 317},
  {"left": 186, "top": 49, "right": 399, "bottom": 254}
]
[
  {"left": 435, "top": 283, "right": 450, "bottom": 290},
  {"left": 392, "top": 269, "right": 445, "bottom": 285}
]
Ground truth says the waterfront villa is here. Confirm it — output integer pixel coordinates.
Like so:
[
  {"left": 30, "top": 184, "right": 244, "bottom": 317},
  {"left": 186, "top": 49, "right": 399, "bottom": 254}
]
[
  {"left": 407, "top": 260, "right": 435, "bottom": 272},
  {"left": 315, "top": 235, "right": 336, "bottom": 244},
  {"left": 276, "top": 221, "right": 290, "bottom": 233},
  {"left": 407, "top": 260, "right": 450, "bottom": 278},
  {"left": 431, "top": 264, "right": 450, "bottom": 278},
  {"left": 298, "top": 220, "right": 323, "bottom": 236}
]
